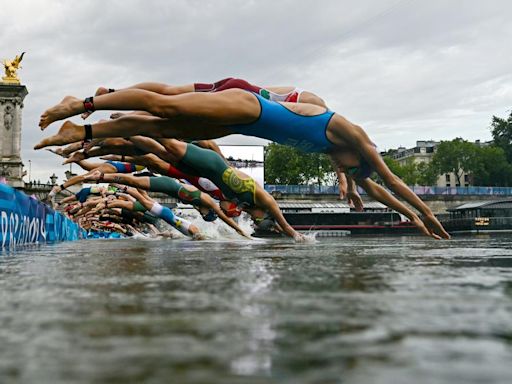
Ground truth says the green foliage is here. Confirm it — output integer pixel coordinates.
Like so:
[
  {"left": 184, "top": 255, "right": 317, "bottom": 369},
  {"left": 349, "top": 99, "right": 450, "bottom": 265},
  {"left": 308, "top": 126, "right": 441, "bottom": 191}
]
[
  {"left": 431, "top": 138, "right": 477, "bottom": 185},
  {"left": 264, "top": 143, "right": 303, "bottom": 184},
  {"left": 264, "top": 143, "right": 335, "bottom": 185},
  {"left": 490, "top": 110, "right": 512, "bottom": 163},
  {"left": 472, "top": 145, "right": 512, "bottom": 186},
  {"left": 382, "top": 157, "right": 402, "bottom": 177},
  {"left": 380, "top": 156, "right": 436, "bottom": 186},
  {"left": 416, "top": 161, "right": 438, "bottom": 185},
  {"left": 431, "top": 137, "right": 512, "bottom": 187}
]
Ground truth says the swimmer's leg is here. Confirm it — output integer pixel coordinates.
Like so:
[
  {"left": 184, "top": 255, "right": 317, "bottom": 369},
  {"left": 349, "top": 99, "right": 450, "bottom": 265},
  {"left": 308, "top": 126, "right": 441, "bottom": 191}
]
[
  {"left": 39, "top": 88, "right": 259, "bottom": 129},
  {"left": 35, "top": 115, "right": 233, "bottom": 149},
  {"left": 84, "top": 170, "right": 151, "bottom": 190}
]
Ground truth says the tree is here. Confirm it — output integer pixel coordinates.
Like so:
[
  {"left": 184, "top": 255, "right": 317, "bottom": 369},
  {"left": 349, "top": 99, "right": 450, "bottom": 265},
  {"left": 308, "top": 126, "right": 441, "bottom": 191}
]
[
  {"left": 400, "top": 159, "right": 419, "bottom": 185},
  {"left": 264, "top": 143, "right": 335, "bottom": 185},
  {"left": 431, "top": 138, "right": 477, "bottom": 185},
  {"left": 490, "top": 110, "right": 512, "bottom": 163},
  {"left": 380, "top": 156, "right": 437, "bottom": 186},
  {"left": 382, "top": 156, "right": 403, "bottom": 178},
  {"left": 416, "top": 161, "right": 438, "bottom": 185},
  {"left": 301, "top": 152, "right": 336, "bottom": 186},
  {"left": 264, "top": 143, "right": 303, "bottom": 184},
  {"left": 472, "top": 145, "right": 512, "bottom": 186}
]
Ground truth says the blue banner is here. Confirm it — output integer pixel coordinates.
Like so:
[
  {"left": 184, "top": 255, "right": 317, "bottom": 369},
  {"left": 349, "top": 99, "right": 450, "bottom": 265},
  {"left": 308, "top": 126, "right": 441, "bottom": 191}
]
[{"left": 0, "top": 183, "right": 85, "bottom": 248}]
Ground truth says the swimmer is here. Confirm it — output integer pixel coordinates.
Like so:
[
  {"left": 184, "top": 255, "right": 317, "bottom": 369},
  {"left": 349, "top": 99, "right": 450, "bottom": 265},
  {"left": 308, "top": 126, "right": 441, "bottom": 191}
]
[
  {"left": 101, "top": 153, "right": 228, "bottom": 202},
  {"left": 79, "top": 77, "right": 347, "bottom": 197},
  {"left": 80, "top": 77, "right": 325, "bottom": 119},
  {"left": 103, "top": 136, "right": 306, "bottom": 241},
  {"left": 36, "top": 87, "right": 448, "bottom": 239},
  {"left": 94, "top": 188, "right": 203, "bottom": 239},
  {"left": 82, "top": 170, "right": 251, "bottom": 239},
  {"left": 47, "top": 157, "right": 146, "bottom": 201},
  {"left": 58, "top": 185, "right": 108, "bottom": 205}
]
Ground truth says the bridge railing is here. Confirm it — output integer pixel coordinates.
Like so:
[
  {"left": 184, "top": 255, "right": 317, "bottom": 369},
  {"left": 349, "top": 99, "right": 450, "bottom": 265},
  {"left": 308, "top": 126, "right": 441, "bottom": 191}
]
[{"left": 264, "top": 185, "right": 512, "bottom": 196}]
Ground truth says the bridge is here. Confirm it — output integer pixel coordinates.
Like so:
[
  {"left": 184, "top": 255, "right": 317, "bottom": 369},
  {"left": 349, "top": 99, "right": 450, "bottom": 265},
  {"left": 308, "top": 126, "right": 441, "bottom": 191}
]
[
  {"left": 264, "top": 185, "right": 512, "bottom": 214},
  {"left": 20, "top": 182, "right": 512, "bottom": 215}
]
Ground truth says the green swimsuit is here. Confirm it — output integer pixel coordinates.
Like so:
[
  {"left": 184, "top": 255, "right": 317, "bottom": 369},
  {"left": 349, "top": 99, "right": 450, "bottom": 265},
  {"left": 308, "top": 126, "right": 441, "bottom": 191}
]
[
  {"left": 176, "top": 143, "right": 256, "bottom": 208},
  {"left": 149, "top": 176, "right": 202, "bottom": 206}
]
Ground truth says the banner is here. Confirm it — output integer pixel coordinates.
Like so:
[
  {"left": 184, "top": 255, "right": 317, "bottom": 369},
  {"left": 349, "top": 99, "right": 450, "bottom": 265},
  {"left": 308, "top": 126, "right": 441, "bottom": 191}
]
[{"left": 0, "top": 183, "right": 85, "bottom": 248}]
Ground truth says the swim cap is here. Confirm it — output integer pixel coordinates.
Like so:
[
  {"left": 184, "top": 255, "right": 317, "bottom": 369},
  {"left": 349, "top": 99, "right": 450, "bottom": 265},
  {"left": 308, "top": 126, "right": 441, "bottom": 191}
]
[
  {"left": 223, "top": 201, "right": 242, "bottom": 217},
  {"left": 256, "top": 218, "right": 276, "bottom": 231},
  {"left": 202, "top": 209, "right": 218, "bottom": 222}
]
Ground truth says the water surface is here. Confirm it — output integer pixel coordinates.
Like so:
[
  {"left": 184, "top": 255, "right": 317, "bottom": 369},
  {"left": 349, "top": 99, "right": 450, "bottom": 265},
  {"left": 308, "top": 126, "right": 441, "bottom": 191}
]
[{"left": 1, "top": 235, "right": 512, "bottom": 384}]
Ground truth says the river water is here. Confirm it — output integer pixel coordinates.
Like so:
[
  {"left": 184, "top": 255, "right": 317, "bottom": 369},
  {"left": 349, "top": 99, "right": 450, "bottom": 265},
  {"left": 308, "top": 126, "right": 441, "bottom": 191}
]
[{"left": 1, "top": 234, "right": 512, "bottom": 384}]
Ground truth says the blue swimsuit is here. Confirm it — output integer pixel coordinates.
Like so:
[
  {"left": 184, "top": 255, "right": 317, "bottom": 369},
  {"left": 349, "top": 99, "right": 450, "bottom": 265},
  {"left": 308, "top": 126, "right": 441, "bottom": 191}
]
[
  {"left": 228, "top": 93, "right": 336, "bottom": 153},
  {"left": 75, "top": 187, "right": 92, "bottom": 203},
  {"left": 105, "top": 161, "right": 144, "bottom": 173}
]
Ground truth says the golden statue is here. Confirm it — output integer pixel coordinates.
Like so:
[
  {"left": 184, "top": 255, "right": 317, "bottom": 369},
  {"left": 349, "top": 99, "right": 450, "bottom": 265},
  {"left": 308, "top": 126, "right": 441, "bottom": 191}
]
[{"left": 2, "top": 52, "right": 25, "bottom": 84}]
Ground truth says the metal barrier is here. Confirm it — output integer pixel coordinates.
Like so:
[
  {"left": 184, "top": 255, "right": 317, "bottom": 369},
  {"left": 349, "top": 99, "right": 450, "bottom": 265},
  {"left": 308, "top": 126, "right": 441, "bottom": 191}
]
[{"left": 264, "top": 185, "right": 512, "bottom": 196}]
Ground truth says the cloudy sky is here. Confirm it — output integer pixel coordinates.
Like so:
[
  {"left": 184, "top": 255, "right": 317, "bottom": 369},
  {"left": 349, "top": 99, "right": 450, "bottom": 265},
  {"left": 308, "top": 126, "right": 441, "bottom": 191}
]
[{"left": 1, "top": 0, "right": 511, "bottom": 183}]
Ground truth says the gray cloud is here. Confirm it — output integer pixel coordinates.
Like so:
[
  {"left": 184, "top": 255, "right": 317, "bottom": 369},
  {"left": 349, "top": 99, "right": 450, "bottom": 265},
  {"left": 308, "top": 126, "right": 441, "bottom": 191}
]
[{"left": 1, "top": 0, "right": 511, "bottom": 182}]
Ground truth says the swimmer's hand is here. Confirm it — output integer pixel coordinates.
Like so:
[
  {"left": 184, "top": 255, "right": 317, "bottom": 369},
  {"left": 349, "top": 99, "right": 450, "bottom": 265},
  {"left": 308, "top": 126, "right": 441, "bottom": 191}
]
[
  {"left": 423, "top": 213, "right": 451, "bottom": 240},
  {"left": 83, "top": 169, "right": 102, "bottom": 182},
  {"left": 411, "top": 216, "right": 442, "bottom": 240},
  {"left": 238, "top": 230, "right": 253, "bottom": 240},
  {"left": 347, "top": 191, "right": 364, "bottom": 212},
  {"left": 192, "top": 232, "right": 207, "bottom": 241},
  {"left": 293, "top": 233, "right": 307, "bottom": 242}
]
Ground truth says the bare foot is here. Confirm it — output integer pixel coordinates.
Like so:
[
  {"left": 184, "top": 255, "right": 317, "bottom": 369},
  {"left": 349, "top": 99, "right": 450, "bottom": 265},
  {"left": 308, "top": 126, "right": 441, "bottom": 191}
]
[
  {"left": 34, "top": 121, "right": 85, "bottom": 149},
  {"left": 39, "top": 96, "right": 82, "bottom": 130},
  {"left": 62, "top": 141, "right": 86, "bottom": 156},
  {"left": 62, "top": 151, "right": 85, "bottom": 165},
  {"left": 83, "top": 169, "right": 102, "bottom": 182},
  {"left": 45, "top": 147, "right": 65, "bottom": 157},
  {"left": 81, "top": 87, "right": 110, "bottom": 119}
]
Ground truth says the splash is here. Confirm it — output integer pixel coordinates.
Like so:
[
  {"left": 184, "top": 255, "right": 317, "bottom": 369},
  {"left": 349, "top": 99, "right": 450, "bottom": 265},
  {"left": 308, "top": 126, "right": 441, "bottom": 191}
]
[
  {"left": 300, "top": 231, "right": 318, "bottom": 244},
  {"left": 172, "top": 208, "right": 255, "bottom": 241}
]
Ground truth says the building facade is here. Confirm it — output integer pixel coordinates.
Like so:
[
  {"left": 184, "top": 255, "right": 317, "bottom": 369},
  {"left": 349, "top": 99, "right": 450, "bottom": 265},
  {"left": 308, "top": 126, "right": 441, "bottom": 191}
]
[{"left": 388, "top": 140, "right": 488, "bottom": 187}]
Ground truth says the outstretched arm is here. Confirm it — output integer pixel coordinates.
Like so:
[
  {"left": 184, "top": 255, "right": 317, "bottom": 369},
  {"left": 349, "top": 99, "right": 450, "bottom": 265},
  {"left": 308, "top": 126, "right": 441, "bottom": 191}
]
[
  {"left": 357, "top": 178, "right": 441, "bottom": 239},
  {"left": 345, "top": 126, "right": 450, "bottom": 239},
  {"left": 200, "top": 194, "right": 252, "bottom": 239},
  {"left": 256, "top": 190, "right": 305, "bottom": 242},
  {"left": 102, "top": 153, "right": 169, "bottom": 175},
  {"left": 84, "top": 171, "right": 151, "bottom": 190},
  {"left": 329, "top": 155, "right": 348, "bottom": 200},
  {"left": 345, "top": 175, "right": 364, "bottom": 212},
  {"left": 63, "top": 143, "right": 143, "bottom": 164},
  {"left": 125, "top": 187, "right": 201, "bottom": 238},
  {"left": 59, "top": 195, "right": 77, "bottom": 205}
]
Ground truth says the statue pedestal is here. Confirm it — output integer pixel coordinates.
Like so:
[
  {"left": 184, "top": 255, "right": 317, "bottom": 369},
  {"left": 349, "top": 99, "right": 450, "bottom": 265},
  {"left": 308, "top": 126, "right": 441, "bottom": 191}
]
[
  {"left": 0, "top": 83, "right": 28, "bottom": 188},
  {"left": 1, "top": 77, "right": 20, "bottom": 85}
]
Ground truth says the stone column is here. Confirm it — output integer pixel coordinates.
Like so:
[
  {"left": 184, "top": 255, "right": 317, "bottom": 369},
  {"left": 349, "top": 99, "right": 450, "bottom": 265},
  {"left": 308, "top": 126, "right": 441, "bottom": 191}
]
[{"left": 0, "top": 83, "right": 28, "bottom": 188}]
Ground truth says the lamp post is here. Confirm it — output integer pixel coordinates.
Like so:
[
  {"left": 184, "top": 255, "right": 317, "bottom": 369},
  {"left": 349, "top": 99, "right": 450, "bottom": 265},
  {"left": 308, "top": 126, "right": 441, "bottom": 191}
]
[{"left": 28, "top": 159, "right": 31, "bottom": 183}]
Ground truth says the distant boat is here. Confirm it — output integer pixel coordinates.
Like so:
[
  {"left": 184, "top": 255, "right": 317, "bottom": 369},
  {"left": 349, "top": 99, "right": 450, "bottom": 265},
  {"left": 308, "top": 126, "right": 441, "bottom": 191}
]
[
  {"left": 442, "top": 199, "right": 512, "bottom": 233},
  {"left": 254, "top": 201, "right": 418, "bottom": 237}
]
